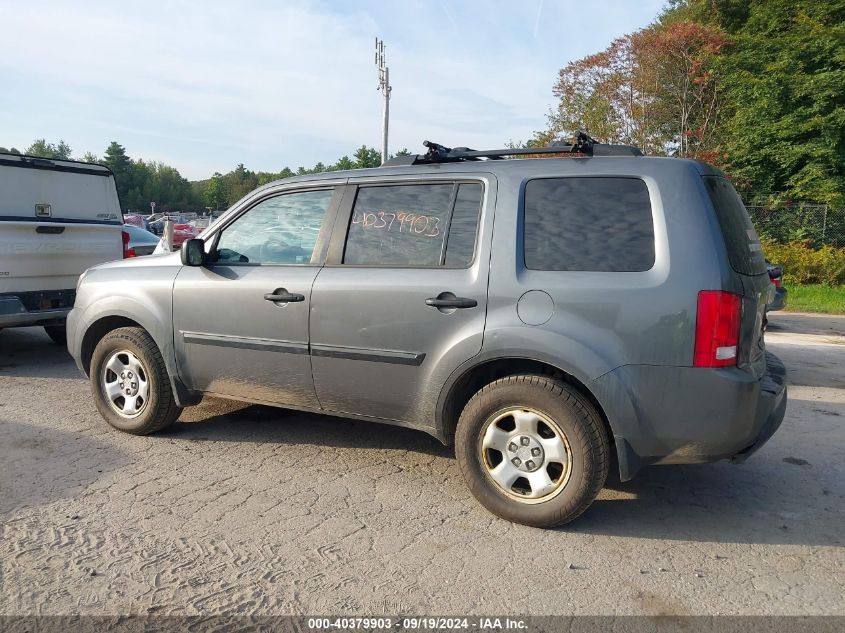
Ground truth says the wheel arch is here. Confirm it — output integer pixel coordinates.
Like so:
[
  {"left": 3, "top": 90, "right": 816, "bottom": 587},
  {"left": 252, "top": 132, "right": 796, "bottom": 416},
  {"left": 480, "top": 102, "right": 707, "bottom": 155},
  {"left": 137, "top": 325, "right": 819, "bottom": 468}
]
[
  {"left": 76, "top": 301, "right": 201, "bottom": 408},
  {"left": 436, "top": 353, "right": 627, "bottom": 477},
  {"left": 80, "top": 315, "right": 144, "bottom": 375}
]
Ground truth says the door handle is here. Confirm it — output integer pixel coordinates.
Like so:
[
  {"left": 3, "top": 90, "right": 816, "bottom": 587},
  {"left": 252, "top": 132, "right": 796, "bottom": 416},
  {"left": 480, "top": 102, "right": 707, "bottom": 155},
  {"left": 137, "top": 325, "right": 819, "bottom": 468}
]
[
  {"left": 264, "top": 288, "right": 305, "bottom": 303},
  {"left": 425, "top": 297, "right": 477, "bottom": 309}
]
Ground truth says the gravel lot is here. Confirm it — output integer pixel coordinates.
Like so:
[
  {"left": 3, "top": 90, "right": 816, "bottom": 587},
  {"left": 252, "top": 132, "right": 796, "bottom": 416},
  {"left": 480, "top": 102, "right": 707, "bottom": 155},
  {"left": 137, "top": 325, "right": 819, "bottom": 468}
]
[{"left": 1, "top": 312, "right": 843, "bottom": 616}]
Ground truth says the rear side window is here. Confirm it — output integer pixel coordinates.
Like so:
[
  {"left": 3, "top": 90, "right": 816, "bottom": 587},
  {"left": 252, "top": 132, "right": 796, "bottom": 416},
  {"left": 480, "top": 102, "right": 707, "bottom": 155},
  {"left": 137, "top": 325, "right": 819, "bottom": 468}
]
[
  {"left": 703, "top": 176, "right": 766, "bottom": 276},
  {"left": 343, "top": 182, "right": 483, "bottom": 267},
  {"left": 523, "top": 177, "right": 655, "bottom": 271}
]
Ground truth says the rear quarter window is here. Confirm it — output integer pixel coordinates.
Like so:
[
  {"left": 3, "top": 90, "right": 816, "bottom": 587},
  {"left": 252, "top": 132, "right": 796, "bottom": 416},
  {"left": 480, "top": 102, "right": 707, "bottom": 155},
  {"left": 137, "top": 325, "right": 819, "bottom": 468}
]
[
  {"left": 523, "top": 177, "right": 655, "bottom": 272},
  {"left": 703, "top": 176, "right": 766, "bottom": 276}
]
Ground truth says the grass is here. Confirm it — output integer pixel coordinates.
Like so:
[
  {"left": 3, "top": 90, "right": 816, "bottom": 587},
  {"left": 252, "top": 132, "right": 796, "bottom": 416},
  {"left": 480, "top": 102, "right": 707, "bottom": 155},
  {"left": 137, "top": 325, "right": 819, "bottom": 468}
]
[{"left": 783, "top": 284, "right": 845, "bottom": 315}]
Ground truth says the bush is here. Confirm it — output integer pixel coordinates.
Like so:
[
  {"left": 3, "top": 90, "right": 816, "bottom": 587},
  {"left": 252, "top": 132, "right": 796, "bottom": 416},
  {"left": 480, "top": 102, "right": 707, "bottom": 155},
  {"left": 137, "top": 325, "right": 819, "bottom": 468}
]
[{"left": 762, "top": 241, "right": 845, "bottom": 286}]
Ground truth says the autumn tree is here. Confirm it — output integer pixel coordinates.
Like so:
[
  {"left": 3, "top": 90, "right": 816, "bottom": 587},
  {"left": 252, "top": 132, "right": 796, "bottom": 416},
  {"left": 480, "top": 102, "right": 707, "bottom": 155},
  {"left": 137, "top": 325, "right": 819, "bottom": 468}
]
[{"left": 546, "top": 21, "right": 727, "bottom": 159}]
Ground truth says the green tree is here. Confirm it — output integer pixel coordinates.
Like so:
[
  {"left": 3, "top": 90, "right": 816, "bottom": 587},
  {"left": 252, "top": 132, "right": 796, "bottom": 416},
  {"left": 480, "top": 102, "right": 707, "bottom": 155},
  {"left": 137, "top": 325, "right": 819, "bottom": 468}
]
[
  {"left": 204, "top": 172, "right": 228, "bottom": 210},
  {"left": 711, "top": 0, "right": 845, "bottom": 205},
  {"left": 353, "top": 145, "right": 382, "bottom": 168},
  {"left": 102, "top": 142, "right": 133, "bottom": 205},
  {"left": 332, "top": 155, "right": 355, "bottom": 170},
  {"left": 222, "top": 163, "right": 259, "bottom": 205},
  {"left": 25, "top": 138, "right": 73, "bottom": 159},
  {"left": 81, "top": 152, "right": 99, "bottom": 164}
]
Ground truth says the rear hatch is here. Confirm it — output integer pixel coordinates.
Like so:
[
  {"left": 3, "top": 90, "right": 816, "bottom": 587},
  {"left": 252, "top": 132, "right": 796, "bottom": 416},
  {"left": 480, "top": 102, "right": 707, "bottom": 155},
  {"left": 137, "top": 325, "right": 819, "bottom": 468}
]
[
  {"left": 0, "top": 155, "right": 123, "bottom": 295},
  {"left": 703, "top": 176, "right": 769, "bottom": 378}
]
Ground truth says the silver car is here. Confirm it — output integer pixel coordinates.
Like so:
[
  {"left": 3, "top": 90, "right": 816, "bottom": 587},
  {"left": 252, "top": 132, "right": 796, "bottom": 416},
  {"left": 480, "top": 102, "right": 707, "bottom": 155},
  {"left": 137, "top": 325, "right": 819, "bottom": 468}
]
[
  {"left": 67, "top": 137, "right": 787, "bottom": 527},
  {"left": 123, "top": 224, "right": 160, "bottom": 257}
]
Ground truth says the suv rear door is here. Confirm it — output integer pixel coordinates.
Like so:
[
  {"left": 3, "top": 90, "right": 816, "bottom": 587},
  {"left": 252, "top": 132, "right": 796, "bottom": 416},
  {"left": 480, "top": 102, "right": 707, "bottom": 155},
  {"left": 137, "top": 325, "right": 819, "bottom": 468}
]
[{"left": 309, "top": 175, "right": 495, "bottom": 423}]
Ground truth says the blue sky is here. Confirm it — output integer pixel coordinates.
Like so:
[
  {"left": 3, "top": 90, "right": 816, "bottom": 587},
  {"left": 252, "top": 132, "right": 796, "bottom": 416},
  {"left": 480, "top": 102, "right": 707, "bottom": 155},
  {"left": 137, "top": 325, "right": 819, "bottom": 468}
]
[{"left": 0, "top": 0, "right": 664, "bottom": 179}]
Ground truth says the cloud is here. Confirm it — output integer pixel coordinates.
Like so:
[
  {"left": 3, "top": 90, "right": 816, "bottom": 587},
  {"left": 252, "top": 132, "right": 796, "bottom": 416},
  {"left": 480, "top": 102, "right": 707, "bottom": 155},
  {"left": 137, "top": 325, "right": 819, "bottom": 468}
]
[{"left": 0, "top": 0, "right": 664, "bottom": 178}]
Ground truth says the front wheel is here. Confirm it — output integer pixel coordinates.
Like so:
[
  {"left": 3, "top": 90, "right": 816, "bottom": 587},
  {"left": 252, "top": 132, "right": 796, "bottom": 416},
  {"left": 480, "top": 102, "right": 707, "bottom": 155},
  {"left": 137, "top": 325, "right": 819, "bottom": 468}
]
[
  {"left": 90, "top": 327, "right": 182, "bottom": 435},
  {"left": 455, "top": 375, "right": 608, "bottom": 527}
]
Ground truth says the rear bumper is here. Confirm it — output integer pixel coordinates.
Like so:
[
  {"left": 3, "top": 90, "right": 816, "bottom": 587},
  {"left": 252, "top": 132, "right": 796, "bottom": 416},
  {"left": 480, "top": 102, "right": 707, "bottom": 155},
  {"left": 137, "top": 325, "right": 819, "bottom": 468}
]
[
  {"left": 730, "top": 351, "right": 787, "bottom": 462},
  {"left": 593, "top": 351, "right": 787, "bottom": 480},
  {"left": 0, "top": 290, "right": 75, "bottom": 327}
]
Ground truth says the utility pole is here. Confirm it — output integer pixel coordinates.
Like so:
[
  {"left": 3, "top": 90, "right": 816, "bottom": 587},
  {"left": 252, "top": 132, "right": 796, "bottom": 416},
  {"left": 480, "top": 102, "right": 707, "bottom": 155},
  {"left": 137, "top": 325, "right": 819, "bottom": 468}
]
[{"left": 375, "top": 37, "right": 392, "bottom": 165}]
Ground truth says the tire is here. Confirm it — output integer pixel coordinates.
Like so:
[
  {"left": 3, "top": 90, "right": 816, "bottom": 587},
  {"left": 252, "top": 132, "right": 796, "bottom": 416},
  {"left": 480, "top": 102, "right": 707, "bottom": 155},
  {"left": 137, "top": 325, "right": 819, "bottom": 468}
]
[
  {"left": 89, "top": 326, "right": 182, "bottom": 435},
  {"left": 44, "top": 324, "right": 67, "bottom": 345},
  {"left": 455, "top": 375, "right": 608, "bottom": 528}
]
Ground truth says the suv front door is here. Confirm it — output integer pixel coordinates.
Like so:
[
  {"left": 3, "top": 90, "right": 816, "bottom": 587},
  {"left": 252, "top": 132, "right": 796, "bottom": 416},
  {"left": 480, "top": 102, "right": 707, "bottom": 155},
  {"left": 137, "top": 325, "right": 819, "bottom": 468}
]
[
  {"left": 309, "top": 176, "right": 494, "bottom": 424},
  {"left": 173, "top": 184, "right": 342, "bottom": 407}
]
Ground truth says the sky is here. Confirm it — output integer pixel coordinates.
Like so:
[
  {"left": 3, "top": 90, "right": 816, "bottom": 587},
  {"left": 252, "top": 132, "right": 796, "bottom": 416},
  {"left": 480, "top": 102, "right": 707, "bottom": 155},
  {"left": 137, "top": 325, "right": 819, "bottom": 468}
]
[{"left": 0, "top": 0, "right": 665, "bottom": 180}]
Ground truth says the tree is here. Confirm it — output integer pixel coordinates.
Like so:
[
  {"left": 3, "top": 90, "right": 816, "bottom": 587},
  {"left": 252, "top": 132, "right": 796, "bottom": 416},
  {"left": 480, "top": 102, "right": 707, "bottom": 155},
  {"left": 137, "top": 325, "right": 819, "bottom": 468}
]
[
  {"left": 332, "top": 156, "right": 355, "bottom": 170},
  {"left": 102, "top": 142, "right": 133, "bottom": 205},
  {"left": 353, "top": 145, "right": 382, "bottom": 168},
  {"left": 546, "top": 21, "right": 726, "bottom": 159},
  {"left": 204, "top": 172, "right": 228, "bottom": 210},
  {"left": 635, "top": 21, "right": 727, "bottom": 159},
  {"left": 25, "top": 138, "right": 73, "bottom": 159},
  {"left": 0, "top": 147, "right": 21, "bottom": 155},
  {"left": 81, "top": 152, "right": 99, "bottom": 164},
  {"left": 711, "top": 0, "right": 845, "bottom": 205}
]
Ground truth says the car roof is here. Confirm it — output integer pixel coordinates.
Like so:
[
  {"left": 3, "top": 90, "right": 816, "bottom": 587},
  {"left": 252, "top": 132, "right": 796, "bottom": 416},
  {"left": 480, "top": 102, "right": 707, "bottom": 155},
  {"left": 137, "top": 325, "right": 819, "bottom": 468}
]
[{"left": 257, "top": 155, "right": 723, "bottom": 191}]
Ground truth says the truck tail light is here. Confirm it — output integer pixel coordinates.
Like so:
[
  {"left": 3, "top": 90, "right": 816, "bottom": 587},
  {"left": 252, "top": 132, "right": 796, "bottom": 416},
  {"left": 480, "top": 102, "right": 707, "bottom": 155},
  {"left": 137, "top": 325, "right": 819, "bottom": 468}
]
[
  {"left": 122, "top": 230, "right": 136, "bottom": 258},
  {"left": 771, "top": 277, "right": 781, "bottom": 288},
  {"left": 693, "top": 290, "right": 741, "bottom": 367}
]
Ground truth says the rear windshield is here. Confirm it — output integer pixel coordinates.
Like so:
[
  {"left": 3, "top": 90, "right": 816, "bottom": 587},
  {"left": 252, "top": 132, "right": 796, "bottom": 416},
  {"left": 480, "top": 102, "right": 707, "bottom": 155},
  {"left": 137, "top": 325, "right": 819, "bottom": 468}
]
[{"left": 703, "top": 176, "right": 766, "bottom": 276}]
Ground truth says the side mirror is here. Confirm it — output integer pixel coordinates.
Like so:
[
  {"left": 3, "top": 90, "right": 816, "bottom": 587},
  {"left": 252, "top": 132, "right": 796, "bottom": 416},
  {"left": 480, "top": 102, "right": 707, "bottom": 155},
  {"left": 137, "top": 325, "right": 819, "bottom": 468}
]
[{"left": 181, "top": 238, "right": 206, "bottom": 266}]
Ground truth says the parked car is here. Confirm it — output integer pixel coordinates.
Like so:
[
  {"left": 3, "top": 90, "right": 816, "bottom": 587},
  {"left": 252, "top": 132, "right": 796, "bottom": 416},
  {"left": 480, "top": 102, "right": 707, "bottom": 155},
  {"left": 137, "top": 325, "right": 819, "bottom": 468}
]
[
  {"left": 171, "top": 223, "right": 197, "bottom": 248},
  {"left": 123, "top": 214, "right": 148, "bottom": 230},
  {"left": 766, "top": 260, "right": 787, "bottom": 311},
  {"left": 67, "top": 135, "right": 787, "bottom": 527},
  {"left": 122, "top": 224, "right": 161, "bottom": 257},
  {"left": 0, "top": 153, "right": 124, "bottom": 343}
]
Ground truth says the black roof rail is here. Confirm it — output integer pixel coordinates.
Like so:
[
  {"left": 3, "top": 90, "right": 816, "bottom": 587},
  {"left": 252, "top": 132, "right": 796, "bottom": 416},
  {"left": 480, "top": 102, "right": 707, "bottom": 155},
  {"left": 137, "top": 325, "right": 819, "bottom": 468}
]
[{"left": 384, "top": 132, "right": 642, "bottom": 166}]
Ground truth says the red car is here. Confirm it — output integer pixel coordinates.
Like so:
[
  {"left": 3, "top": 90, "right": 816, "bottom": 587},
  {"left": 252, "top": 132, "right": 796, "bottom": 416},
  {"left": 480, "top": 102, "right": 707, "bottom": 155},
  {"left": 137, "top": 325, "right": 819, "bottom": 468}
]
[{"left": 171, "top": 223, "right": 197, "bottom": 248}]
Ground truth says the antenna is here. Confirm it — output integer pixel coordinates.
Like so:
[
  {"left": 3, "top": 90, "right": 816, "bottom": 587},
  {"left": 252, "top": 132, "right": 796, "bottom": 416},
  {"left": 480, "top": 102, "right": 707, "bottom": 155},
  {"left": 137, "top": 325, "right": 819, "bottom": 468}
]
[{"left": 374, "top": 37, "right": 392, "bottom": 166}]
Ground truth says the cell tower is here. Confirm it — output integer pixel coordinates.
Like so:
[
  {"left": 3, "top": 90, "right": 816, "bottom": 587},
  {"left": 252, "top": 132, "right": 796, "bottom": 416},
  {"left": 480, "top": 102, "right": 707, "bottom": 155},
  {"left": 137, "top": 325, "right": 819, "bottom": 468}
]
[{"left": 375, "top": 37, "right": 392, "bottom": 166}]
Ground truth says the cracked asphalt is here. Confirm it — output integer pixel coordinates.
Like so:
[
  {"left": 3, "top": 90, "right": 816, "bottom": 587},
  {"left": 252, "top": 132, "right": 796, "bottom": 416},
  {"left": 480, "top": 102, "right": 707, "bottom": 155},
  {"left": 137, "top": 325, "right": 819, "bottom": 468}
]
[{"left": 0, "top": 312, "right": 843, "bottom": 615}]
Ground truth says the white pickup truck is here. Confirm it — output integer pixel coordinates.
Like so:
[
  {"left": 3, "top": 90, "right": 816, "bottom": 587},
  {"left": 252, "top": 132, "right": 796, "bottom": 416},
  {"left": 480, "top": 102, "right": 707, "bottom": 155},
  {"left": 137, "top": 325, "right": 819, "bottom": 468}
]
[{"left": 0, "top": 154, "right": 124, "bottom": 343}]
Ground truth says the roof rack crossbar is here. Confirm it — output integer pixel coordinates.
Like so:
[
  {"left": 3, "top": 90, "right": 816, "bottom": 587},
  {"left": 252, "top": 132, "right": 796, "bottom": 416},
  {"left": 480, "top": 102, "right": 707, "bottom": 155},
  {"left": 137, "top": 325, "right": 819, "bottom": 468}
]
[{"left": 383, "top": 133, "right": 642, "bottom": 166}]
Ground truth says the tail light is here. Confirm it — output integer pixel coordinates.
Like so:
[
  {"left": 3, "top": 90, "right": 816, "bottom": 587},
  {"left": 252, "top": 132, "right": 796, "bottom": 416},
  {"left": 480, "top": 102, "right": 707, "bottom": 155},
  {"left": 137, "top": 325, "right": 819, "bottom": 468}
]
[
  {"left": 693, "top": 290, "right": 741, "bottom": 367},
  {"left": 772, "top": 277, "right": 782, "bottom": 288},
  {"left": 122, "top": 230, "right": 136, "bottom": 258}
]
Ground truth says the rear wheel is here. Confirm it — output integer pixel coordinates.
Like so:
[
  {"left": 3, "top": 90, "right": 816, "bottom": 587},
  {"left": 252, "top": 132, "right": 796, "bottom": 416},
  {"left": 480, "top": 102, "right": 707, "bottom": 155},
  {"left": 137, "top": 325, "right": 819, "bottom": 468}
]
[
  {"left": 455, "top": 375, "right": 608, "bottom": 527},
  {"left": 44, "top": 324, "right": 67, "bottom": 345},
  {"left": 90, "top": 327, "right": 182, "bottom": 434}
]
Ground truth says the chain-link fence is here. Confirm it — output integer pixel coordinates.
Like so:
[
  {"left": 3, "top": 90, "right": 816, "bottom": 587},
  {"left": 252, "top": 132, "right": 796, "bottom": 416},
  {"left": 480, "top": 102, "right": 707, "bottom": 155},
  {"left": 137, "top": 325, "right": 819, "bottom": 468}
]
[{"left": 745, "top": 202, "right": 845, "bottom": 247}]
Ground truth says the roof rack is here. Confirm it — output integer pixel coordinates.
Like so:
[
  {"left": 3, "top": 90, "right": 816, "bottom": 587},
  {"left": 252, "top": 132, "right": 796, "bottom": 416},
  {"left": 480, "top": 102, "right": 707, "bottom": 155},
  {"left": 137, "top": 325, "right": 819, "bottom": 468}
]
[{"left": 384, "top": 132, "right": 642, "bottom": 166}]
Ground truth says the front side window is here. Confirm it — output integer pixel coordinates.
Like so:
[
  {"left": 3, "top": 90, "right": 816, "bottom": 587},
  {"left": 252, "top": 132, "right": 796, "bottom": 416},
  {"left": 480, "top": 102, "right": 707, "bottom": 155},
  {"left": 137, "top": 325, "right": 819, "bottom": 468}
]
[
  {"left": 343, "top": 182, "right": 483, "bottom": 267},
  {"left": 214, "top": 189, "right": 334, "bottom": 265},
  {"left": 523, "top": 177, "right": 655, "bottom": 272}
]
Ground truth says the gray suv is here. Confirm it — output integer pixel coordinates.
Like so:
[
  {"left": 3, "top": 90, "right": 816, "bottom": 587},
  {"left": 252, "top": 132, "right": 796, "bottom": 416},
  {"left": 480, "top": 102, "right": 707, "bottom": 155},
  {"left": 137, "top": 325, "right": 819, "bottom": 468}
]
[{"left": 67, "top": 137, "right": 787, "bottom": 527}]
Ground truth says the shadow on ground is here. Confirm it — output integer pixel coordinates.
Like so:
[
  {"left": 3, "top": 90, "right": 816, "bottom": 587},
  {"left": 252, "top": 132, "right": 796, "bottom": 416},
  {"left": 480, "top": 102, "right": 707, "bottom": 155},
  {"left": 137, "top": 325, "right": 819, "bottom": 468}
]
[
  {"left": 0, "top": 420, "right": 130, "bottom": 516},
  {"left": 0, "top": 327, "right": 76, "bottom": 380},
  {"left": 2, "top": 324, "right": 843, "bottom": 547}
]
